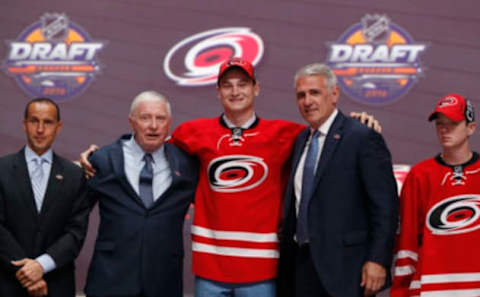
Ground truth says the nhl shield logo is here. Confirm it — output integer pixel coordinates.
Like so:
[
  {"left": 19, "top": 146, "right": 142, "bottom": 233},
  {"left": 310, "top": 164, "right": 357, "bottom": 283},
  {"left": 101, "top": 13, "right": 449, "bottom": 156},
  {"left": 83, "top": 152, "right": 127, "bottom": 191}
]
[
  {"left": 2, "top": 13, "right": 106, "bottom": 101},
  {"left": 327, "top": 14, "right": 428, "bottom": 105}
]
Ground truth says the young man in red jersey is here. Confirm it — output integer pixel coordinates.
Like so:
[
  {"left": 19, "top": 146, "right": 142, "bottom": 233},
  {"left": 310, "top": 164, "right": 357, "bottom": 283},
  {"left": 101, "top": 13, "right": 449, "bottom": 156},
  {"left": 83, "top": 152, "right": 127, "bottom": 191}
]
[
  {"left": 170, "top": 58, "right": 304, "bottom": 297},
  {"left": 391, "top": 94, "right": 480, "bottom": 297}
]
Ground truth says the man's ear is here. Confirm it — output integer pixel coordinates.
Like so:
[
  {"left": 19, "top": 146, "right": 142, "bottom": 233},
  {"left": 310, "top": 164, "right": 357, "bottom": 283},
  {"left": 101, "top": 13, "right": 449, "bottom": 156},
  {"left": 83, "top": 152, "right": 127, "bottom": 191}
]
[
  {"left": 254, "top": 81, "right": 260, "bottom": 97},
  {"left": 467, "top": 121, "right": 476, "bottom": 136},
  {"left": 331, "top": 85, "right": 340, "bottom": 105},
  {"left": 128, "top": 115, "right": 135, "bottom": 132},
  {"left": 56, "top": 120, "right": 63, "bottom": 134}
]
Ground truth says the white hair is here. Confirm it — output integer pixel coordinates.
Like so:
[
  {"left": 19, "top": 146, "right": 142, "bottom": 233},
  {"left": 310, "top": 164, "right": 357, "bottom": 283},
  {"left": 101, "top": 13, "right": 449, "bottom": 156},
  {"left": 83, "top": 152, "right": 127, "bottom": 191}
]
[
  {"left": 129, "top": 90, "right": 171, "bottom": 116},
  {"left": 294, "top": 63, "right": 338, "bottom": 93}
]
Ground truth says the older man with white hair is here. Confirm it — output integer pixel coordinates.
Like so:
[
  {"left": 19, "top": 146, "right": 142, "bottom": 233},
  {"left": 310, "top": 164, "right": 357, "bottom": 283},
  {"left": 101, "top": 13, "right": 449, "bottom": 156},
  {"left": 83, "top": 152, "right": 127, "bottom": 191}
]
[{"left": 84, "top": 91, "right": 198, "bottom": 297}]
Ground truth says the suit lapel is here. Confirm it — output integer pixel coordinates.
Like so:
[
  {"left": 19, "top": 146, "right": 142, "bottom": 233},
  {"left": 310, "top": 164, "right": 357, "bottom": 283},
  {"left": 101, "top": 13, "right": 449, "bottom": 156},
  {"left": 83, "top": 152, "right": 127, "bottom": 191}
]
[
  {"left": 110, "top": 139, "right": 145, "bottom": 207},
  {"left": 39, "top": 153, "right": 65, "bottom": 217},
  {"left": 13, "top": 149, "right": 39, "bottom": 219},
  {"left": 284, "top": 128, "right": 309, "bottom": 217},
  {"left": 291, "top": 129, "right": 310, "bottom": 177},
  {"left": 313, "top": 111, "right": 345, "bottom": 184}
]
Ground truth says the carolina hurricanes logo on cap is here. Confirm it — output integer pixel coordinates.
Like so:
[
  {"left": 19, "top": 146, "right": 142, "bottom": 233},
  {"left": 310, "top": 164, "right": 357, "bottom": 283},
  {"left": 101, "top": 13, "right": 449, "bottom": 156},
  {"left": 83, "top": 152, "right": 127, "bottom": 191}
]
[
  {"left": 208, "top": 155, "right": 268, "bottom": 193},
  {"left": 427, "top": 194, "right": 480, "bottom": 235},
  {"left": 438, "top": 96, "right": 458, "bottom": 108},
  {"left": 163, "top": 27, "right": 264, "bottom": 86}
]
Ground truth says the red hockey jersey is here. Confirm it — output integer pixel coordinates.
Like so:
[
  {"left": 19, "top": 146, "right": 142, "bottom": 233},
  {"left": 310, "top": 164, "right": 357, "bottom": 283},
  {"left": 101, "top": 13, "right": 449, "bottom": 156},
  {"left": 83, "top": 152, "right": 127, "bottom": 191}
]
[
  {"left": 171, "top": 117, "right": 304, "bottom": 283},
  {"left": 391, "top": 153, "right": 480, "bottom": 297}
]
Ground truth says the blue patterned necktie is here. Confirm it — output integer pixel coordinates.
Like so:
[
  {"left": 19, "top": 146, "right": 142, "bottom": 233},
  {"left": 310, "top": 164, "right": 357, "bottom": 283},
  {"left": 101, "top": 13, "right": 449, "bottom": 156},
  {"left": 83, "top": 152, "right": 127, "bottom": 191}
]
[
  {"left": 31, "top": 157, "right": 47, "bottom": 212},
  {"left": 297, "top": 130, "right": 320, "bottom": 244},
  {"left": 139, "top": 153, "right": 154, "bottom": 208}
]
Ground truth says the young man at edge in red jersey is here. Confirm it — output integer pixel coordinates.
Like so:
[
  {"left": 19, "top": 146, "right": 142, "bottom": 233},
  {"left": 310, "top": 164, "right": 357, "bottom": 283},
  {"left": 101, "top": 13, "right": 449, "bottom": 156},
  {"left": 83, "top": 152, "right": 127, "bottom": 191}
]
[{"left": 391, "top": 94, "right": 480, "bottom": 297}]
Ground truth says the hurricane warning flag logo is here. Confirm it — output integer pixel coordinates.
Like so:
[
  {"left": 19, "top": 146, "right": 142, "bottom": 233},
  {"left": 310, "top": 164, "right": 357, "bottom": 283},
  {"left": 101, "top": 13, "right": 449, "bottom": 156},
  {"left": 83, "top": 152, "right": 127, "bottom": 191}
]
[
  {"left": 427, "top": 195, "right": 480, "bottom": 235},
  {"left": 438, "top": 96, "right": 458, "bottom": 107},
  {"left": 163, "top": 27, "right": 264, "bottom": 86},
  {"left": 208, "top": 155, "right": 268, "bottom": 193},
  {"left": 2, "top": 13, "right": 105, "bottom": 101},
  {"left": 327, "top": 14, "right": 427, "bottom": 105}
]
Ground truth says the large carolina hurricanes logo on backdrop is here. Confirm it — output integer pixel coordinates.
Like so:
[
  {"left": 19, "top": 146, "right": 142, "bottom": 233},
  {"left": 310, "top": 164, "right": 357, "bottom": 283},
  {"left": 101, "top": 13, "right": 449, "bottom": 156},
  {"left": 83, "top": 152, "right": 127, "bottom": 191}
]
[
  {"left": 163, "top": 27, "right": 264, "bottom": 86},
  {"left": 327, "top": 14, "right": 427, "bottom": 105},
  {"left": 208, "top": 155, "right": 268, "bottom": 193},
  {"left": 2, "top": 13, "right": 105, "bottom": 101},
  {"left": 427, "top": 195, "right": 480, "bottom": 235}
]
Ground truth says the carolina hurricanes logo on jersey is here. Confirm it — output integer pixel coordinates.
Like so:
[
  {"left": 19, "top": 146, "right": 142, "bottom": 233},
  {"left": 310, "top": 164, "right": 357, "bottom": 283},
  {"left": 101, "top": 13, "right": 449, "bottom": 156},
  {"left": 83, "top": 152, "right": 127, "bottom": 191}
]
[
  {"left": 208, "top": 155, "right": 268, "bottom": 193},
  {"left": 427, "top": 194, "right": 480, "bottom": 235}
]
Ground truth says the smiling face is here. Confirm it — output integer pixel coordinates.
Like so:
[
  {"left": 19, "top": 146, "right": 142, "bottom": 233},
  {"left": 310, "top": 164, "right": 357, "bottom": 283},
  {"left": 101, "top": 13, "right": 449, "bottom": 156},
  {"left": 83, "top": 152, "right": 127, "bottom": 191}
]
[
  {"left": 435, "top": 113, "right": 475, "bottom": 151},
  {"left": 129, "top": 99, "right": 171, "bottom": 153},
  {"left": 23, "top": 101, "right": 62, "bottom": 155},
  {"left": 295, "top": 74, "right": 339, "bottom": 129},
  {"left": 217, "top": 68, "right": 259, "bottom": 118}
]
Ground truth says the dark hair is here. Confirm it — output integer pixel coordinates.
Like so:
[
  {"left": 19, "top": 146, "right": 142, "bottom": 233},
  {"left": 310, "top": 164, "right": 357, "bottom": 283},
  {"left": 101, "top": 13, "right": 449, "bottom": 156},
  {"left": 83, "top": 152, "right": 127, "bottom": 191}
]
[{"left": 24, "top": 98, "right": 61, "bottom": 121}]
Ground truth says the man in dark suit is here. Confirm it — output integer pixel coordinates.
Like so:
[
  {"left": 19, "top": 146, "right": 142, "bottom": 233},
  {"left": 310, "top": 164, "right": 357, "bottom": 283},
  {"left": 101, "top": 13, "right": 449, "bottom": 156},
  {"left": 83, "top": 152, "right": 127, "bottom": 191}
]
[
  {"left": 84, "top": 91, "right": 198, "bottom": 297},
  {"left": 0, "top": 98, "right": 89, "bottom": 297},
  {"left": 279, "top": 63, "right": 398, "bottom": 297}
]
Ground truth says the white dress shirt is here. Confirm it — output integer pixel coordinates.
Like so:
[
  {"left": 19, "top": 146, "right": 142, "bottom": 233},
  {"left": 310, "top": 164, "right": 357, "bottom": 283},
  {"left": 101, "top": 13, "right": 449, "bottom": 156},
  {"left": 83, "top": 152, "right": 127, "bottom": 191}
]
[
  {"left": 294, "top": 109, "right": 338, "bottom": 216},
  {"left": 123, "top": 136, "right": 172, "bottom": 200}
]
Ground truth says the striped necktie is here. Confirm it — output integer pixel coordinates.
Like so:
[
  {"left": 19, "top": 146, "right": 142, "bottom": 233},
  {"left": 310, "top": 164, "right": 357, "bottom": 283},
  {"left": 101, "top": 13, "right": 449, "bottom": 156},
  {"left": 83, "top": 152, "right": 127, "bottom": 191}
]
[{"left": 31, "top": 157, "right": 47, "bottom": 212}]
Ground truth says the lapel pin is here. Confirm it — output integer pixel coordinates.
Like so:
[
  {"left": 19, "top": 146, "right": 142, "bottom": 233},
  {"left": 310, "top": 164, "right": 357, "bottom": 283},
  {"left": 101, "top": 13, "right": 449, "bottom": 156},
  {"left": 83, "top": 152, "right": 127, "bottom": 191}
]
[
  {"left": 333, "top": 134, "right": 341, "bottom": 140},
  {"left": 175, "top": 170, "right": 181, "bottom": 177},
  {"left": 55, "top": 174, "right": 64, "bottom": 181}
]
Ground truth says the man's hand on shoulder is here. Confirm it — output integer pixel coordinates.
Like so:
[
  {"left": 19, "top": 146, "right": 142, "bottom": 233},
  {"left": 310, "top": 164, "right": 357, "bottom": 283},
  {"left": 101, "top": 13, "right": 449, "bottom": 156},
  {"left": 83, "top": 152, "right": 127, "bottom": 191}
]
[
  {"left": 360, "top": 261, "right": 386, "bottom": 296},
  {"left": 350, "top": 112, "right": 382, "bottom": 133},
  {"left": 78, "top": 144, "right": 99, "bottom": 179}
]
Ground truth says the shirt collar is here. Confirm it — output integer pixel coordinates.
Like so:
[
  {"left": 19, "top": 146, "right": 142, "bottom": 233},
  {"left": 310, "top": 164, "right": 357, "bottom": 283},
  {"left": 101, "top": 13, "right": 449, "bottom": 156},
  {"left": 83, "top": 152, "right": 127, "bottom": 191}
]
[
  {"left": 311, "top": 108, "right": 338, "bottom": 136},
  {"left": 24, "top": 145, "right": 53, "bottom": 164},
  {"left": 125, "top": 135, "right": 165, "bottom": 164},
  {"left": 222, "top": 113, "right": 257, "bottom": 129}
]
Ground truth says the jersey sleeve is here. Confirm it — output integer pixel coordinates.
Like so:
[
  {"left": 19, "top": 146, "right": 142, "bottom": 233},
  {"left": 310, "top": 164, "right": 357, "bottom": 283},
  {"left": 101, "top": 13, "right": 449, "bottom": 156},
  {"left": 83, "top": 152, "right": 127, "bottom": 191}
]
[
  {"left": 391, "top": 167, "right": 424, "bottom": 297},
  {"left": 170, "top": 122, "right": 196, "bottom": 155}
]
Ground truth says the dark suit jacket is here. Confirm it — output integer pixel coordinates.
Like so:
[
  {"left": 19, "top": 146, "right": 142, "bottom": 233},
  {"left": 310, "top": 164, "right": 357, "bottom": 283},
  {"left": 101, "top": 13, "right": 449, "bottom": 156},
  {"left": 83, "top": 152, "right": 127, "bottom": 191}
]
[
  {"left": 279, "top": 111, "right": 398, "bottom": 297},
  {"left": 0, "top": 148, "right": 89, "bottom": 297},
  {"left": 84, "top": 135, "right": 198, "bottom": 297}
]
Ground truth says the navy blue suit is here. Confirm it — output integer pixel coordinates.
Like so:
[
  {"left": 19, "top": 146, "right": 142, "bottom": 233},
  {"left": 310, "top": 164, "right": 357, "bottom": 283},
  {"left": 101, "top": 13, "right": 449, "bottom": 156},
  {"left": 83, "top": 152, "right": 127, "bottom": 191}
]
[
  {"left": 85, "top": 135, "right": 198, "bottom": 297},
  {"left": 0, "top": 149, "right": 89, "bottom": 297},
  {"left": 279, "top": 111, "right": 398, "bottom": 297}
]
